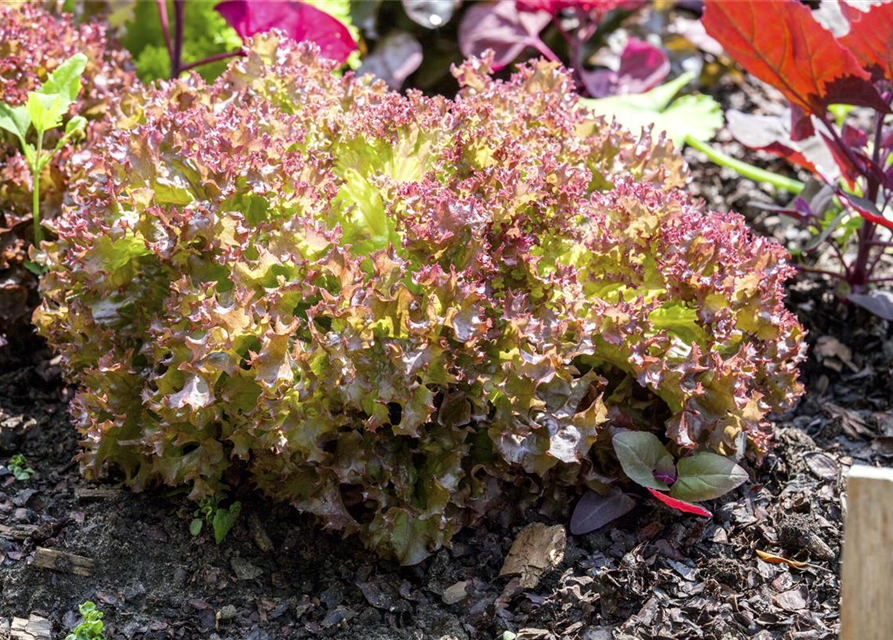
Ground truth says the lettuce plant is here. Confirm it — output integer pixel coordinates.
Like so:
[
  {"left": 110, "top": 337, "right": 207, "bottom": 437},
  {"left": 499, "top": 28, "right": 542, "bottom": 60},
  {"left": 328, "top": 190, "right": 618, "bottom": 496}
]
[
  {"left": 702, "top": 0, "right": 893, "bottom": 318},
  {"left": 36, "top": 35, "right": 804, "bottom": 564},
  {"left": 0, "top": 2, "right": 137, "bottom": 345}
]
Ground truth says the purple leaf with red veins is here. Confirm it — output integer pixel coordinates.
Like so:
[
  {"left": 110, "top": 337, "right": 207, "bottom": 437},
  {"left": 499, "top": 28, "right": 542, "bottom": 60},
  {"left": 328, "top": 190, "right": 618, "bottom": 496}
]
[
  {"left": 458, "top": 0, "right": 556, "bottom": 71},
  {"left": 517, "top": 0, "right": 645, "bottom": 14},
  {"left": 215, "top": 0, "right": 356, "bottom": 63},
  {"left": 581, "top": 38, "right": 670, "bottom": 98},
  {"left": 726, "top": 110, "right": 840, "bottom": 182}
]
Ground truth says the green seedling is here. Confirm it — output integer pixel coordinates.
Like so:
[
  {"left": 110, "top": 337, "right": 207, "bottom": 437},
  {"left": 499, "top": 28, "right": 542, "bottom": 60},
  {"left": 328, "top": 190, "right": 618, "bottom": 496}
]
[
  {"left": 64, "top": 601, "right": 105, "bottom": 640},
  {"left": 0, "top": 53, "right": 88, "bottom": 246},
  {"left": 7, "top": 453, "right": 35, "bottom": 481},
  {"left": 190, "top": 496, "right": 241, "bottom": 544}
]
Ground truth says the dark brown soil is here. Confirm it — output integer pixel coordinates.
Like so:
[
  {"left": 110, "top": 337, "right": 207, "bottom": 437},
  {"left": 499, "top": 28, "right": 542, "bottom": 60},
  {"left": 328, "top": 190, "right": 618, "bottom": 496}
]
[{"left": 5, "top": 286, "right": 889, "bottom": 640}]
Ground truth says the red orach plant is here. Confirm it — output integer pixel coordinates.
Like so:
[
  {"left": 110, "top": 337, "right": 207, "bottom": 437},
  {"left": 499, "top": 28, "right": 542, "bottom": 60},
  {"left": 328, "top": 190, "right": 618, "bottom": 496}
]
[{"left": 703, "top": 0, "right": 893, "bottom": 315}]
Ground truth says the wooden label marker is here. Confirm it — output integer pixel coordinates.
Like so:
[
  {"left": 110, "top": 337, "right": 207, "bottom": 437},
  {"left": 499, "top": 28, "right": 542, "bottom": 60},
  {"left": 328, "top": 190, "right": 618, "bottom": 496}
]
[{"left": 841, "top": 465, "right": 893, "bottom": 640}]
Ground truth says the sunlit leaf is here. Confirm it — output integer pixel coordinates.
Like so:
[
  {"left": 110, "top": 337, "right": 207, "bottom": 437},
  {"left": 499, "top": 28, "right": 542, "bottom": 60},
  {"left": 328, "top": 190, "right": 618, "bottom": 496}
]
[
  {"left": 215, "top": 0, "right": 357, "bottom": 63},
  {"left": 702, "top": 0, "right": 888, "bottom": 118}
]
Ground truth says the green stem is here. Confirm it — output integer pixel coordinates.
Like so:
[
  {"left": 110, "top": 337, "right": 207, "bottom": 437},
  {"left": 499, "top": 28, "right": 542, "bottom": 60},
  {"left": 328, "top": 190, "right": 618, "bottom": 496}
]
[
  {"left": 32, "top": 134, "right": 43, "bottom": 245},
  {"left": 684, "top": 135, "right": 805, "bottom": 195}
]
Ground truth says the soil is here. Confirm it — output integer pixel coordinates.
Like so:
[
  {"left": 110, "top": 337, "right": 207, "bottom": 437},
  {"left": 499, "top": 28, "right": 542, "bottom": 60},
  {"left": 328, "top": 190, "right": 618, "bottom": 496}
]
[
  {"left": 1, "top": 47, "right": 891, "bottom": 640},
  {"left": 5, "top": 282, "right": 887, "bottom": 640}
]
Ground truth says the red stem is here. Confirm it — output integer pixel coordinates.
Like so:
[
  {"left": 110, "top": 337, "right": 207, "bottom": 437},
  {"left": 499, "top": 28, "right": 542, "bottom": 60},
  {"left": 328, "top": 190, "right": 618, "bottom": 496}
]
[
  {"left": 822, "top": 114, "right": 882, "bottom": 290},
  {"left": 180, "top": 50, "right": 244, "bottom": 74},
  {"left": 155, "top": 0, "right": 171, "bottom": 59},
  {"left": 796, "top": 265, "right": 846, "bottom": 281},
  {"left": 170, "top": 0, "right": 185, "bottom": 79}
]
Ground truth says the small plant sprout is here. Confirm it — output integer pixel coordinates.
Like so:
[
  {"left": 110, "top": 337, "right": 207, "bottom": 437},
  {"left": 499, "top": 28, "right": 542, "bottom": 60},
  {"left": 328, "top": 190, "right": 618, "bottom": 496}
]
[
  {"left": 8, "top": 454, "right": 35, "bottom": 482},
  {"left": 0, "top": 53, "right": 88, "bottom": 246},
  {"left": 64, "top": 601, "right": 106, "bottom": 640},
  {"left": 190, "top": 497, "right": 241, "bottom": 544}
]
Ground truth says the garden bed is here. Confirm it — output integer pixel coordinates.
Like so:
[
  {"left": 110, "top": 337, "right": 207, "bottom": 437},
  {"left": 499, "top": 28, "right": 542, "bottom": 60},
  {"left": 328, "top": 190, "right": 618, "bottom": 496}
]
[
  {"left": 3, "top": 2, "right": 893, "bottom": 638},
  {"left": 1, "top": 280, "right": 886, "bottom": 640},
  {"left": 1, "top": 115, "right": 889, "bottom": 635}
]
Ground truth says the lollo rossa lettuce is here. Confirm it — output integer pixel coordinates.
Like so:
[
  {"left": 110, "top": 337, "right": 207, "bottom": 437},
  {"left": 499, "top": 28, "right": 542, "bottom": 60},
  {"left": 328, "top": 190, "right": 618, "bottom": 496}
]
[{"left": 36, "top": 34, "right": 804, "bottom": 564}]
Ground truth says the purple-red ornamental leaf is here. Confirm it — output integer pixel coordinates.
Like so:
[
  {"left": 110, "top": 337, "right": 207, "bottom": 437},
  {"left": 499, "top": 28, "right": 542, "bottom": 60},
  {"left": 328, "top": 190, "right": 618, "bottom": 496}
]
[
  {"left": 848, "top": 291, "right": 893, "bottom": 322},
  {"left": 702, "top": 0, "right": 888, "bottom": 118},
  {"left": 582, "top": 38, "right": 669, "bottom": 98},
  {"left": 458, "top": 0, "right": 557, "bottom": 71},
  {"left": 215, "top": 0, "right": 356, "bottom": 63},
  {"left": 570, "top": 489, "right": 636, "bottom": 535},
  {"left": 358, "top": 32, "right": 423, "bottom": 89}
]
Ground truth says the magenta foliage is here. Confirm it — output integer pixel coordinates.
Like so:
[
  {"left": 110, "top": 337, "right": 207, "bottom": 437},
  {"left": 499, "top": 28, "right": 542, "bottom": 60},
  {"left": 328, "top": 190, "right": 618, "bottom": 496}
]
[
  {"left": 459, "top": 0, "right": 665, "bottom": 97},
  {"left": 215, "top": 0, "right": 356, "bottom": 64}
]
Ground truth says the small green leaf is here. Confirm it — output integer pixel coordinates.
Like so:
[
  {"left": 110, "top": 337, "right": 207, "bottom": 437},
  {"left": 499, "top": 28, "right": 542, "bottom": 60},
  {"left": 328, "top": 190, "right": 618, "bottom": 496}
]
[
  {"left": 669, "top": 451, "right": 748, "bottom": 502},
  {"left": 27, "top": 92, "right": 68, "bottom": 133},
  {"left": 56, "top": 115, "right": 88, "bottom": 150},
  {"left": 189, "top": 518, "right": 203, "bottom": 536},
  {"left": 38, "top": 53, "right": 88, "bottom": 104},
  {"left": 24, "top": 260, "right": 46, "bottom": 276},
  {"left": 211, "top": 501, "right": 241, "bottom": 543},
  {"left": 612, "top": 431, "right": 675, "bottom": 491},
  {"left": 0, "top": 102, "right": 32, "bottom": 142}
]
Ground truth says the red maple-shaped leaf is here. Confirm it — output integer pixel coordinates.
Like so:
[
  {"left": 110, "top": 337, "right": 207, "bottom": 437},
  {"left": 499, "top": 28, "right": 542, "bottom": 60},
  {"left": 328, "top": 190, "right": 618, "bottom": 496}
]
[
  {"left": 647, "top": 488, "right": 711, "bottom": 517},
  {"left": 839, "top": 2, "right": 893, "bottom": 86},
  {"left": 702, "top": 0, "right": 888, "bottom": 118},
  {"left": 215, "top": 0, "right": 356, "bottom": 64}
]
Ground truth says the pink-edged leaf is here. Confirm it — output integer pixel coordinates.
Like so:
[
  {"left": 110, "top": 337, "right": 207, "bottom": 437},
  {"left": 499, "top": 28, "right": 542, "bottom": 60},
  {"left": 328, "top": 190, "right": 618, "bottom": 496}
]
[
  {"left": 839, "top": 1, "right": 893, "bottom": 85},
  {"left": 839, "top": 192, "right": 893, "bottom": 233},
  {"left": 702, "top": 0, "right": 888, "bottom": 117},
  {"left": 458, "top": 0, "right": 556, "bottom": 71},
  {"left": 647, "top": 488, "right": 711, "bottom": 517},
  {"left": 581, "top": 37, "right": 670, "bottom": 98},
  {"left": 214, "top": 0, "right": 357, "bottom": 64},
  {"left": 569, "top": 489, "right": 636, "bottom": 535}
]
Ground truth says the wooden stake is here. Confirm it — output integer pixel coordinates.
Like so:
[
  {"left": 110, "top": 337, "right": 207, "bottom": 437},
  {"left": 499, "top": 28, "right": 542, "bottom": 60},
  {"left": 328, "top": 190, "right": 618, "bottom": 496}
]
[
  {"left": 32, "top": 547, "right": 94, "bottom": 577},
  {"left": 841, "top": 465, "right": 893, "bottom": 640}
]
